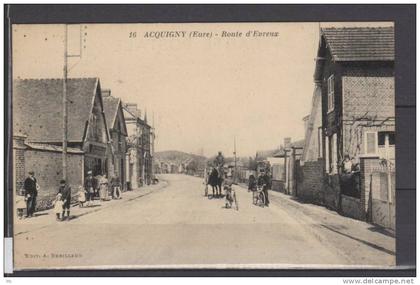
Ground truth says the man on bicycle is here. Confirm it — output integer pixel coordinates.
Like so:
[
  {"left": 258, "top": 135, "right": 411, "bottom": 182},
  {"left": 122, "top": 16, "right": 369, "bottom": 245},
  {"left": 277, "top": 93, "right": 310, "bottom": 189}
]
[{"left": 258, "top": 168, "right": 271, "bottom": 206}]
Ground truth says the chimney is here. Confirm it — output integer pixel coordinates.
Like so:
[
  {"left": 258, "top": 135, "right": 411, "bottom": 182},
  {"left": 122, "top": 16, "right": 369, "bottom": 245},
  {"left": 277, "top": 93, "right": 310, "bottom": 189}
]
[
  {"left": 284, "top": 137, "right": 291, "bottom": 149},
  {"left": 125, "top": 103, "right": 141, "bottom": 118},
  {"left": 102, "top": 89, "right": 111, "bottom": 97}
]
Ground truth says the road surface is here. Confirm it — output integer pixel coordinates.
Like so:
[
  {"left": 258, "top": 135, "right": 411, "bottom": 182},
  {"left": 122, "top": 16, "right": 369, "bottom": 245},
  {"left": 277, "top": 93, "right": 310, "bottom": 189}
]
[{"left": 14, "top": 174, "right": 395, "bottom": 270}]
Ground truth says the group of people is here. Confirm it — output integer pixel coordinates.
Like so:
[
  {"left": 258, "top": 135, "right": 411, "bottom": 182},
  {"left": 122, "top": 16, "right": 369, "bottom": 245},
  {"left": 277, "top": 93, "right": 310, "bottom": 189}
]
[
  {"left": 82, "top": 171, "right": 122, "bottom": 205},
  {"left": 248, "top": 168, "right": 271, "bottom": 207},
  {"left": 203, "top": 151, "right": 271, "bottom": 208},
  {"left": 16, "top": 170, "right": 124, "bottom": 221}
]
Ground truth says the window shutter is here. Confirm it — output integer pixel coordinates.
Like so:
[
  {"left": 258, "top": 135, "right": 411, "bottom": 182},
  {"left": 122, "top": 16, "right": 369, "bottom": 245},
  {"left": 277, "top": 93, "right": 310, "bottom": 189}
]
[
  {"left": 325, "top": 136, "right": 330, "bottom": 172},
  {"left": 365, "top": 132, "right": 377, "bottom": 154}
]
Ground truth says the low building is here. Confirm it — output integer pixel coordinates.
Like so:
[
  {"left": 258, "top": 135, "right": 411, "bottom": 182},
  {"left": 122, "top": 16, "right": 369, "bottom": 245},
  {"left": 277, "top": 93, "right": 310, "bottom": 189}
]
[{"left": 13, "top": 78, "right": 110, "bottom": 209}]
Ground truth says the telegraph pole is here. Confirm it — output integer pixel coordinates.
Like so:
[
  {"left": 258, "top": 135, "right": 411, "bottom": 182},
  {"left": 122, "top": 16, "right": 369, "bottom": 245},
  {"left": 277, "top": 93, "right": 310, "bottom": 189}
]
[
  {"left": 62, "top": 24, "right": 68, "bottom": 181},
  {"left": 62, "top": 24, "right": 84, "bottom": 180}
]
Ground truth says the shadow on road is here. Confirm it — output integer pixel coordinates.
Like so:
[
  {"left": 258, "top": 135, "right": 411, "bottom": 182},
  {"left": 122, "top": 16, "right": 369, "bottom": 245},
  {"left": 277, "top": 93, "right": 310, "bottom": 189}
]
[
  {"left": 32, "top": 213, "right": 49, "bottom": 218},
  {"left": 320, "top": 224, "right": 395, "bottom": 256},
  {"left": 367, "top": 225, "right": 395, "bottom": 238}
]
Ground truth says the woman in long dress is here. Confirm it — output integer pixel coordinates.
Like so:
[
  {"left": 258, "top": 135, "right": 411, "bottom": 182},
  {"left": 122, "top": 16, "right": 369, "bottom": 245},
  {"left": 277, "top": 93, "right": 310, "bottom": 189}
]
[{"left": 99, "top": 175, "right": 109, "bottom": 201}]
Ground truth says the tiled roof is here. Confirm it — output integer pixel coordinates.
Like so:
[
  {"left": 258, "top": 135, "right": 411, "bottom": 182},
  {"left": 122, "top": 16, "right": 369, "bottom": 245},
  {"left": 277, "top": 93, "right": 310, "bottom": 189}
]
[
  {"left": 13, "top": 78, "right": 99, "bottom": 143},
  {"left": 321, "top": 27, "right": 394, "bottom": 61}
]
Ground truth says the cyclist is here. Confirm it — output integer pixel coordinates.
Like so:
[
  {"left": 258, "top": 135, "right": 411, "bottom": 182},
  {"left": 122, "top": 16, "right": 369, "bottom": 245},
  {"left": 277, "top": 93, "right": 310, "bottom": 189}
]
[{"left": 257, "top": 169, "right": 271, "bottom": 207}]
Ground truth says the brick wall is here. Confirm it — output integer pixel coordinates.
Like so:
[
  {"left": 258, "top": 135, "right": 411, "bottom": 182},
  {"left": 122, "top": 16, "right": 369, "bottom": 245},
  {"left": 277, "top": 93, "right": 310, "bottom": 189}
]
[
  {"left": 25, "top": 150, "right": 84, "bottom": 210},
  {"left": 296, "top": 160, "right": 324, "bottom": 205},
  {"left": 13, "top": 135, "right": 27, "bottom": 192},
  {"left": 342, "top": 76, "right": 395, "bottom": 120},
  {"left": 341, "top": 75, "right": 395, "bottom": 160}
]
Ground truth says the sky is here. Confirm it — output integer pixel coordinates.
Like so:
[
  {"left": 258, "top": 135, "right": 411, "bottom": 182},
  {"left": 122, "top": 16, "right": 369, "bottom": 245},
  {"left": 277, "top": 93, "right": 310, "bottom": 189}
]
[{"left": 12, "top": 22, "right": 392, "bottom": 157}]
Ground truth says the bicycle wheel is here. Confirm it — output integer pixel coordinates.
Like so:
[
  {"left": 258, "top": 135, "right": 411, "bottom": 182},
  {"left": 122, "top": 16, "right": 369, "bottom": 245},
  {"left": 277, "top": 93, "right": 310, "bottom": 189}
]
[
  {"left": 252, "top": 191, "right": 258, "bottom": 205},
  {"left": 259, "top": 192, "right": 266, "bottom": 207}
]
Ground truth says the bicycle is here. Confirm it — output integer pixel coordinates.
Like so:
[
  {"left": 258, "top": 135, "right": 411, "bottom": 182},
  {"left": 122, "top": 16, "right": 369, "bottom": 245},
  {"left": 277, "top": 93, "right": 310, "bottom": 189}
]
[{"left": 252, "top": 185, "right": 266, "bottom": 207}]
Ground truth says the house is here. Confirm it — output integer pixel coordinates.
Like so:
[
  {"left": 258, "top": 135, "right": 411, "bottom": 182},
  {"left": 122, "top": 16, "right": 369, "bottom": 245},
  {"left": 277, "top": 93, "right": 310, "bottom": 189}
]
[
  {"left": 123, "top": 103, "right": 153, "bottom": 188},
  {"left": 311, "top": 26, "right": 395, "bottom": 228},
  {"left": 102, "top": 89, "right": 128, "bottom": 190},
  {"left": 315, "top": 26, "right": 395, "bottom": 174},
  {"left": 13, "top": 78, "right": 110, "bottom": 209}
]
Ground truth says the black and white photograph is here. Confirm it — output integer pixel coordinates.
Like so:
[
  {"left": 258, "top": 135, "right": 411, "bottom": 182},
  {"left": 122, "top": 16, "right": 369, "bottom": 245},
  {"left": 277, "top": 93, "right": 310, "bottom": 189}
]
[{"left": 8, "top": 18, "right": 400, "bottom": 271}]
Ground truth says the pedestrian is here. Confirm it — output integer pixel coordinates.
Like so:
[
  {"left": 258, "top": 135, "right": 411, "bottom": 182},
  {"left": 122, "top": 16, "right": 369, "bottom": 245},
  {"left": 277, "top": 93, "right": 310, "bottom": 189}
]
[
  {"left": 53, "top": 193, "right": 64, "bottom": 221},
  {"left": 23, "top": 171, "right": 39, "bottom": 217},
  {"left": 99, "top": 174, "right": 109, "bottom": 201},
  {"left": 58, "top": 179, "right": 72, "bottom": 221},
  {"left": 248, "top": 174, "right": 257, "bottom": 192},
  {"left": 77, "top": 185, "right": 87, "bottom": 207},
  {"left": 110, "top": 175, "right": 122, "bottom": 199},
  {"left": 342, "top": 154, "right": 353, "bottom": 174},
  {"left": 84, "top": 171, "right": 97, "bottom": 206},
  {"left": 16, "top": 189, "right": 26, "bottom": 219}
]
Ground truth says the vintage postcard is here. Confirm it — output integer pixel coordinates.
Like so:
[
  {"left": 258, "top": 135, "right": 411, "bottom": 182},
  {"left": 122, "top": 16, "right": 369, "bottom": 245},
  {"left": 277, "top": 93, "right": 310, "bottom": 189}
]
[{"left": 10, "top": 21, "right": 396, "bottom": 270}]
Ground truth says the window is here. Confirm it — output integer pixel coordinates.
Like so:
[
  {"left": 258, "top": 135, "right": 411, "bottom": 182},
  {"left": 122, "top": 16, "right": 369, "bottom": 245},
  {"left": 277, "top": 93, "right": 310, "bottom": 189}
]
[
  {"left": 364, "top": 131, "right": 378, "bottom": 155},
  {"left": 327, "top": 75, "right": 335, "bottom": 113},
  {"left": 378, "top": 132, "right": 395, "bottom": 146},
  {"left": 378, "top": 131, "right": 395, "bottom": 161}
]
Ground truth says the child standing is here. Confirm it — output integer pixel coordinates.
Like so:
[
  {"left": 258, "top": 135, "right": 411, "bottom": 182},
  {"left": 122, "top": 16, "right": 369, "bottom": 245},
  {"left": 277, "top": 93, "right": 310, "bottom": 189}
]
[
  {"left": 16, "top": 189, "right": 26, "bottom": 219},
  {"left": 53, "top": 193, "right": 64, "bottom": 221},
  {"left": 77, "top": 186, "right": 87, "bottom": 207}
]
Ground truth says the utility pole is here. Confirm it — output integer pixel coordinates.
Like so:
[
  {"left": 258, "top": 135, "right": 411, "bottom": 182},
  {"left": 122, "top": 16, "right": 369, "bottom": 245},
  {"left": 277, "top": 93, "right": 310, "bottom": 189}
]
[
  {"left": 62, "top": 24, "right": 84, "bottom": 181},
  {"left": 62, "top": 24, "right": 68, "bottom": 181}
]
